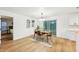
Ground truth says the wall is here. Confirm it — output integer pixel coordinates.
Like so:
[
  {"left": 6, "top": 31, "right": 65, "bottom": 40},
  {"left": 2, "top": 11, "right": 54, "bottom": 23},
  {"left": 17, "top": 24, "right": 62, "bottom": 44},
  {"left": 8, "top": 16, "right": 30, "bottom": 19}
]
[{"left": 0, "top": 10, "right": 37, "bottom": 40}]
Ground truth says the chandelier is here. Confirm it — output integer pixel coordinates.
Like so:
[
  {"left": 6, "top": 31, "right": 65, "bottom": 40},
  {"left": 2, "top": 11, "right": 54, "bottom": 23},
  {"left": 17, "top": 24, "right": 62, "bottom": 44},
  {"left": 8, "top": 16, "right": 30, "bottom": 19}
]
[{"left": 40, "top": 8, "right": 45, "bottom": 21}]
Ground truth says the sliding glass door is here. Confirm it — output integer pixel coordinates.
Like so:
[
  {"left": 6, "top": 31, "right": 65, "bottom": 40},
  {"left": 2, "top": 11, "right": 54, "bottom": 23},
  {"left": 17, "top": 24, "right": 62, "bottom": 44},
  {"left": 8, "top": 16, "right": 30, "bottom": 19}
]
[{"left": 43, "top": 20, "right": 56, "bottom": 35}]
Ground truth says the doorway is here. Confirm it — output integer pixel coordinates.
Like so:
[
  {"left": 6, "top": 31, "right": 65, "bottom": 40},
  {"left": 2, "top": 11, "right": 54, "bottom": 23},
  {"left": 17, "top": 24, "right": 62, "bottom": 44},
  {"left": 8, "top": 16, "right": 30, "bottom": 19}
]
[{"left": 1, "top": 16, "right": 13, "bottom": 44}]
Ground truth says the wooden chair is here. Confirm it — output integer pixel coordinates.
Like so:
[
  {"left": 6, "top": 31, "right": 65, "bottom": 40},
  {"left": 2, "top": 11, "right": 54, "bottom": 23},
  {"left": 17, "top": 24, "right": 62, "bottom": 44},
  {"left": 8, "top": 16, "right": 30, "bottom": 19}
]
[
  {"left": 34, "top": 31, "right": 46, "bottom": 41},
  {"left": 33, "top": 31, "right": 37, "bottom": 39},
  {"left": 35, "top": 31, "right": 42, "bottom": 41},
  {"left": 46, "top": 32, "right": 52, "bottom": 43}
]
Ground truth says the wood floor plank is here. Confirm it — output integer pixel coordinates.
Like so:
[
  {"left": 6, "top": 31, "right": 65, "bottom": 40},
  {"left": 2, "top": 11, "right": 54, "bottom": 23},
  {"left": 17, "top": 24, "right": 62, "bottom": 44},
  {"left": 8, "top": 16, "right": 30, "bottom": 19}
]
[{"left": 0, "top": 36, "right": 76, "bottom": 52}]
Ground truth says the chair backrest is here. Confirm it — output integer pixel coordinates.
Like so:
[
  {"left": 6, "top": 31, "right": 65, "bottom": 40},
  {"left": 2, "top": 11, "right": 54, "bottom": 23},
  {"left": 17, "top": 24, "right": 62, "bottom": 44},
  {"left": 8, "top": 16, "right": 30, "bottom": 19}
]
[{"left": 37, "top": 31, "right": 41, "bottom": 35}]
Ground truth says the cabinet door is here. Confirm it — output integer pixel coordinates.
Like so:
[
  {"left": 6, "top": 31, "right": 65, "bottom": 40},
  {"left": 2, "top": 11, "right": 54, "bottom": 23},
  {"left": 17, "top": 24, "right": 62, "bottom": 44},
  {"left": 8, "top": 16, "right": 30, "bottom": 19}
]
[
  {"left": 77, "top": 15, "right": 79, "bottom": 25},
  {"left": 69, "top": 15, "right": 79, "bottom": 25},
  {"left": 66, "top": 31, "right": 76, "bottom": 41},
  {"left": 69, "top": 16, "right": 76, "bottom": 25}
]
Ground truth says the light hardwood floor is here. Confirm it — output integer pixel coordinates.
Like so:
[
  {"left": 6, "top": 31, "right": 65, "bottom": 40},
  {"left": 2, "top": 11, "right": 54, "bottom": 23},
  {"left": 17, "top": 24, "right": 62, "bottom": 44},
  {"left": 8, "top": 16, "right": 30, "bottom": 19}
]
[{"left": 0, "top": 36, "right": 76, "bottom": 52}]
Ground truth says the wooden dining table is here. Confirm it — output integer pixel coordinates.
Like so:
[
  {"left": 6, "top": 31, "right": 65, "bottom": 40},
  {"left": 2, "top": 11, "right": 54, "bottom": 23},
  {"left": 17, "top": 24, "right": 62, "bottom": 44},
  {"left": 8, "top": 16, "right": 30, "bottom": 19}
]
[{"left": 34, "top": 30, "right": 52, "bottom": 44}]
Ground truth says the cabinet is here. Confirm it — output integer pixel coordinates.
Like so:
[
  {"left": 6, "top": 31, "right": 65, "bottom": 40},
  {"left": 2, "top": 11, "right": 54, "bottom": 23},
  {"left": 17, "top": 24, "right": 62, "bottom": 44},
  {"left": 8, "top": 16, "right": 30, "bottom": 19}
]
[
  {"left": 65, "top": 14, "right": 79, "bottom": 41},
  {"left": 68, "top": 15, "right": 79, "bottom": 25}
]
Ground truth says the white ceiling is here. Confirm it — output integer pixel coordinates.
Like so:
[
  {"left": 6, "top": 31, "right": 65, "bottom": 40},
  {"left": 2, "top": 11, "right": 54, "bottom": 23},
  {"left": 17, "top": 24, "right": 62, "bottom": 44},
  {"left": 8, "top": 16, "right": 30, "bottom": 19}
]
[{"left": 0, "top": 7, "right": 79, "bottom": 19}]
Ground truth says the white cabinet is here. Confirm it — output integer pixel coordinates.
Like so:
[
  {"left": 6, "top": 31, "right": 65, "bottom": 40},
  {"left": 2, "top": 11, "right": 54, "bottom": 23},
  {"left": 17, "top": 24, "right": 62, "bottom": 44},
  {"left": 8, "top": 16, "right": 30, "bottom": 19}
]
[
  {"left": 66, "top": 31, "right": 76, "bottom": 41},
  {"left": 68, "top": 15, "right": 79, "bottom": 25}
]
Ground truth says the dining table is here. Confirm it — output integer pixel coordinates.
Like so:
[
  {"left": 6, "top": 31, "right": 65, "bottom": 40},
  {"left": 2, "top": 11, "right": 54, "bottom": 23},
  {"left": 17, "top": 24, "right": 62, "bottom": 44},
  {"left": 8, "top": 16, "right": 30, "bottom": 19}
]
[{"left": 34, "top": 30, "right": 52, "bottom": 44}]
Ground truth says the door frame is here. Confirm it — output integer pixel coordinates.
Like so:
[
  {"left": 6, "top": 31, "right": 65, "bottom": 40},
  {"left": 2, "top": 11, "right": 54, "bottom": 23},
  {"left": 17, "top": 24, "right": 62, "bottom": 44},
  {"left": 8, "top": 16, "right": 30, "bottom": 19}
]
[{"left": 1, "top": 16, "right": 13, "bottom": 41}]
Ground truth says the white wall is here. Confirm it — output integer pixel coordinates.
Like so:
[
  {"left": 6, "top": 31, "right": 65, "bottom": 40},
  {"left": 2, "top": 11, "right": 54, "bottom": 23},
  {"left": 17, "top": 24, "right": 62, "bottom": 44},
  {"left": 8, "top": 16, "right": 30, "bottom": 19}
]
[
  {"left": 56, "top": 15, "right": 68, "bottom": 38},
  {"left": 0, "top": 10, "right": 37, "bottom": 40}
]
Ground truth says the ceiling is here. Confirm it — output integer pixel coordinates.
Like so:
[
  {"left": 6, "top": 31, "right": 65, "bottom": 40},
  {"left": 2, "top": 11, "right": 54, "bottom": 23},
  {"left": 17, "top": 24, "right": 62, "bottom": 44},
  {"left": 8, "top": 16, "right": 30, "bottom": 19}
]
[{"left": 0, "top": 7, "right": 79, "bottom": 19}]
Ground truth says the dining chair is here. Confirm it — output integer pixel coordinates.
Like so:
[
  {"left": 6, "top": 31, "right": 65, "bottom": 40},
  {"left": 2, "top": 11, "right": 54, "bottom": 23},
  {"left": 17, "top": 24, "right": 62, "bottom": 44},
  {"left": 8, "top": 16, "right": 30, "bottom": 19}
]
[
  {"left": 35, "top": 31, "right": 42, "bottom": 41},
  {"left": 46, "top": 32, "right": 52, "bottom": 43}
]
